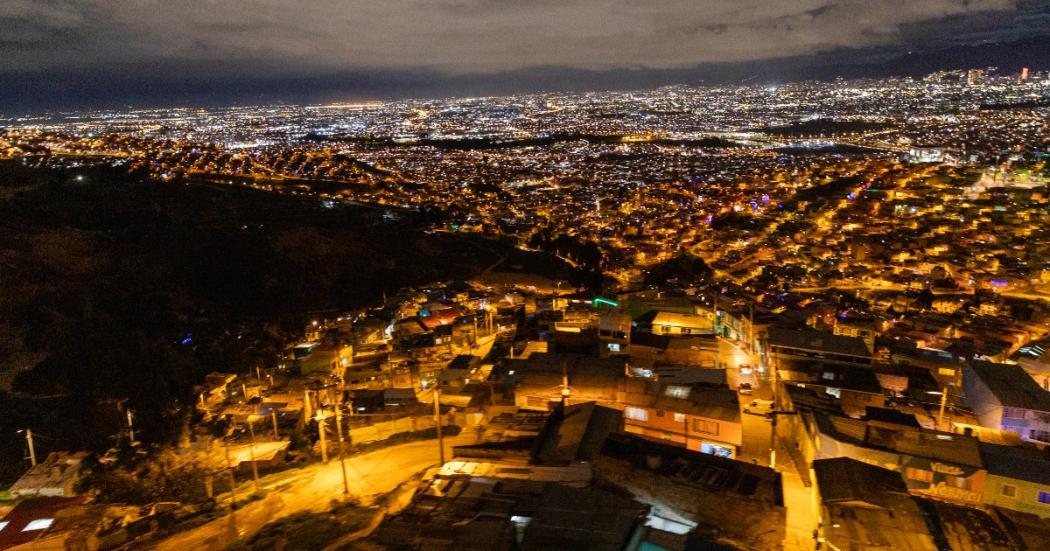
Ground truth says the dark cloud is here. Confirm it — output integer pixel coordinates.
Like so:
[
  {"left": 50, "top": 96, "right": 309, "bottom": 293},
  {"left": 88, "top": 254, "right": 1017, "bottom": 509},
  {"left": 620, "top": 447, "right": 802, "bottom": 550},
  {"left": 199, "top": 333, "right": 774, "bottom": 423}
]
[
  {"left": 0, "top": 0, "right": 1024, "bottom": 72},
  {"left": 0, "top": 0, "right": 1044, "bottom": 111}
]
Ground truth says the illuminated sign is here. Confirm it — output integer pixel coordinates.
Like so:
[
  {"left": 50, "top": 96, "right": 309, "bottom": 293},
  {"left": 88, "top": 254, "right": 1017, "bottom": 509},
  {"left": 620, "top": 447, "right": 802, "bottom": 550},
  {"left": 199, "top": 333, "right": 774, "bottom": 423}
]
[{"left": 930, "top": 462, "right": 964, "bottom": 476}]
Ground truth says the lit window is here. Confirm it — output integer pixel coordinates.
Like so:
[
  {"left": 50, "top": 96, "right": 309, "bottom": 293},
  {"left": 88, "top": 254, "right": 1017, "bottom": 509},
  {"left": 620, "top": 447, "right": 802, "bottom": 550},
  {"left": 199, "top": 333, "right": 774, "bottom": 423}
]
[
  {"left": 1001, "top": 484, "right": 1017, "bottom": 497},
  {"left": 1038, "top": 491, "right": 1050, "bottom": 505},
  {"left": 664, "top": 385, "right": 691, "bottom": 399},
  {"left": 23, "top": 519, "right": 53, "bottom": 531},
  {"left": 673, "top": 413, "right": 686, "bottom": 423},
  {"left": 625, "top": 406, "right": 649, "bottom": 422},
  {"left": 905, "top": 467, "right": 933, "bottom": 483}
]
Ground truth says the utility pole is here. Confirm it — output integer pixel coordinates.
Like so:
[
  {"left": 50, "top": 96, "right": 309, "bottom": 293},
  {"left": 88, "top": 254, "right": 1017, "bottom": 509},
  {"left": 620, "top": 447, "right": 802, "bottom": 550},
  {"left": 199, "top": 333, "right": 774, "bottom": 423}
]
[
  {"left": 316, "top": 411, "right": 329, "bottom": 464},
  {"left": 334, "top": 392, "right": 350, "bottom": 496},
  {"left": 944, "top": 384, "right": 953, "bottom": 432},
  {"left": 127, "top": 409, "right": 136, "bottom": 444},
  {"left": 303, "top": 389, "right": 313, "bottom": 421},
  {"left": 271, "top": 411, "right": 280, "bottom": 440},
  {"left": 24, "top": 429, "right": 37, "bottom": 466},
  {"left": 246, "top": 417, "right": 260, "bottom": 492},
  {"left": 433, "top": 386, "right": 445, "bottom": 466}
]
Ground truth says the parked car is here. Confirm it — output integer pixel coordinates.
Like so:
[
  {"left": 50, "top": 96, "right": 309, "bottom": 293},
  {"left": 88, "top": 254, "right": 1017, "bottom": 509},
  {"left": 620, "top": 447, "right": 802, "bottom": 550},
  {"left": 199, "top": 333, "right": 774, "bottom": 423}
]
[{"left": 737, "top": 382, "right": 753, "bottom": 395}]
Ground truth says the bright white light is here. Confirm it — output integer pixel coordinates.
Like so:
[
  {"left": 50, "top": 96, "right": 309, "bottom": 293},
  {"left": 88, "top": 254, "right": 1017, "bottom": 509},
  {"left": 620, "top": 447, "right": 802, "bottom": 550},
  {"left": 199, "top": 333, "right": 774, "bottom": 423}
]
[{"left": 23, "top": 518, "right": 54, "bottom": 531}]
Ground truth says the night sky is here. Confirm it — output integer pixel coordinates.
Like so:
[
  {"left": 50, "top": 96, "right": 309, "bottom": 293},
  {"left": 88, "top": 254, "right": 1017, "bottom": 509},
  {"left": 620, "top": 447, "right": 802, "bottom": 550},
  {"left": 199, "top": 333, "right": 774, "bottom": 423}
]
[{"left": 2, "top": 0, "right": 1049, "bottom": 112}]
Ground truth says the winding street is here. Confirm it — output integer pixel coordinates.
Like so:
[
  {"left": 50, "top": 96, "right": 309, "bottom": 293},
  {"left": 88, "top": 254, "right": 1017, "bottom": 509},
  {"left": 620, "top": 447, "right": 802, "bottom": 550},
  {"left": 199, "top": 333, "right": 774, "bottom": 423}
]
[{"left": 151, "top": 431, "right": 478, "bottom": 551}]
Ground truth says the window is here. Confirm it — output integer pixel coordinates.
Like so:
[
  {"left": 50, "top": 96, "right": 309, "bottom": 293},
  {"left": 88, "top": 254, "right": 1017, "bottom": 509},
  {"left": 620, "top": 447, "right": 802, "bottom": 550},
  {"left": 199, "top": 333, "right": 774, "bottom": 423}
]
[
  {"left": 905, "top": 467, "right": 933, "bottom": 483},
  {"left": 664, "top": 385, "right": 691, "bottom": 399},
  {"left": 1001, "top": 484, "right": 1017, "bottom": 497},
  {"left": 23, "top": 519, "right": 53, "bottom": 531},
  {"left": 692, "top": 419, "right": 719, "bottom": 435},
  {"left": 701, "top": 442, "right": 733, "bottom": 458},
  {"left": 1029, "top": 430, "right": 1050, "bottom": 443},
  {"left": 938, "top": 367, "right": 956, "bottom": 377},
  {"left": 1038, "top": 491, "right": 1050, "bottom": 505},
  {"left": 1003, "top": 407, "right": 1027, "bottom": 420},
  {"left": 625, "top": 406, "right": 649, "bottom": 422},
  {"left": 673, "top": 412, "right": 686, "bottom": 423}
]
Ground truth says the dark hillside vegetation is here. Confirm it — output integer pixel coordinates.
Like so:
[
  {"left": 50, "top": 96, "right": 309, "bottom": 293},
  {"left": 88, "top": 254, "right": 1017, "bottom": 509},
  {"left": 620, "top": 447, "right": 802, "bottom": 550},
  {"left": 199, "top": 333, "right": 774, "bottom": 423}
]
[{"left": 0, "top": 161, "right": 576, "bottom": 484}]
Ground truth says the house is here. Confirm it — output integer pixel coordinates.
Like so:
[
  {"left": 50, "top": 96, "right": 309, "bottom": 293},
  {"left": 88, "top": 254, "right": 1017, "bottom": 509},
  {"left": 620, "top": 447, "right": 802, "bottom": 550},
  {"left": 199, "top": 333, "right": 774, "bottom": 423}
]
[
  {"left": 814, "top": 458, "right": 938, "bottom": 551},
  {"left": 767, "top": 327, "right": 871, "bottom": 369},
  {"left": 0, "top": 497, "right": 98, "bottom": 551},
  {"left": 367, "top": 477, "right": 648, "bottom": 551},
  {"left": 890, "top": 343, "right": 962, "bottom": 388},
  {"left": 597, "top": 311, "right": 631, "bottom": 357},
  {"left": 629, "top": 332, "right": 718, "bottom": 370},
  {"left": 622, "top": 380, "right": 741, "bottom": 458},
  {"left": 833, "top": 314, "right": 889, "bottom": 353},
  {"left": 962, "top": 360, "right": 1050, "bottom": 444},
  {"left": 782, "top": 364, "right": 886, "bottom": 417},
  {"left": 798, "top": 412, "right": 987, "bottom": 505},
  {"left": 299, "top": 343, "right": 353, "bottom": 377},
  {"left": 510, "top": 353, "right": 627, "bottom": 411},
  {"left": 648, "top": 311, "right": 714, "bottom": 336},
  {"left": 980, "top": 443, "right": 1050, "bottom": 518},
  {"left": 8, "top": 452, "right": 89, "bottom": 499},
  {"left": 594, "top": 433, "right": 784, "bottom": 550},
  {"left": 813, "top": 457, "right": 1014, "bottom": 551}
]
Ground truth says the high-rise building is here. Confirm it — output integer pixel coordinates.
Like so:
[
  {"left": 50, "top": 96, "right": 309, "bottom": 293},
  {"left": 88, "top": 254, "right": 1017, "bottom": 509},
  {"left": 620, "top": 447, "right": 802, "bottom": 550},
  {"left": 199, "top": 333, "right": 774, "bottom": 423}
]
[{"left": 1021, "top": 67, "right": 1030, "bottom": 82}]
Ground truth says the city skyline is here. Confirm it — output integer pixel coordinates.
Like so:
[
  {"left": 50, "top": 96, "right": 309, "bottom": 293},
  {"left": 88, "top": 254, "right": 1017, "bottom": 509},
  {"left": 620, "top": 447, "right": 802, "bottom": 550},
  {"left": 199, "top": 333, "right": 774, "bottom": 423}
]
[{"left": 2, "top": 3, "right": 1050, "bottom": 550}]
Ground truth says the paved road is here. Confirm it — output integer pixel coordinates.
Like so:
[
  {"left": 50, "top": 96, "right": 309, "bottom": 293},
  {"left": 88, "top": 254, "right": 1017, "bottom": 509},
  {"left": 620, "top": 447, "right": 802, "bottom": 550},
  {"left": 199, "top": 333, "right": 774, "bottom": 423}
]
[{"left": 152, "top": 431, "right": 478, "bottom": 551}]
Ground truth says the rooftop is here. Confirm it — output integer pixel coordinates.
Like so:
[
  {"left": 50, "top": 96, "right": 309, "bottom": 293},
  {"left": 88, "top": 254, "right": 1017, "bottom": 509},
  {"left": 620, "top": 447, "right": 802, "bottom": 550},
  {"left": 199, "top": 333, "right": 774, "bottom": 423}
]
[
  {"left": 967, "top": 360, "right": 1050, "bottom": 412},
  {"left": 769, "top": 327, "right": 872, "bottom": 359}
]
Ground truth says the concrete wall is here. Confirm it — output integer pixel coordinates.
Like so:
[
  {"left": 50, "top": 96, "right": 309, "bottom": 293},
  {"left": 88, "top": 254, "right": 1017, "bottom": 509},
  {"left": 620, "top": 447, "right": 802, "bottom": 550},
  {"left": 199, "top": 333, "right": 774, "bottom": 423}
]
[
  {"left": 347, "top": 415, "right": 437, "bottom": 445},
  {"left": 984, "top": 474, "right": 1050, "bottom": 518}
]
